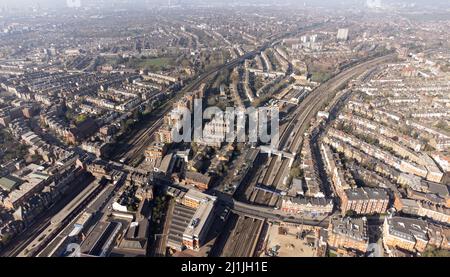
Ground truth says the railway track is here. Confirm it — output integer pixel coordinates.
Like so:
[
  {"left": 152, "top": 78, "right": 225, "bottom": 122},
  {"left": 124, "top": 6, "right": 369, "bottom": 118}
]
[
  {"left": 119, "top": 24, "right": 326, "bottom": 166},
  {"left": 16, "top": 179, "right": 106, "bottom": 257},
  {"left": 282, "top": 53, "right": 396, "bottom": 154},
  {"left": 246, "top": 53, "right": 396, "bottom": 206},
  {"left": 120, "top": 117, "right": 164, "bottom": 164},
  {"left": 223, "top": 216, "right": 263, "bottom": 257},
  {"left": 0, "top": 172, "right": 94, "bottom": 257}
]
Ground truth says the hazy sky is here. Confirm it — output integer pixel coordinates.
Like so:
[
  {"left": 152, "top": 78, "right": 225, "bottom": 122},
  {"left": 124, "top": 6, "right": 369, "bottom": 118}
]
[{"left": 1, "top": 0, "right": 450, "bottom": 9}]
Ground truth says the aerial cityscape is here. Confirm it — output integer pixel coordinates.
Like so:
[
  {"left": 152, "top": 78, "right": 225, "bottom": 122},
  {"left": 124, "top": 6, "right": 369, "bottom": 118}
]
[{"left": 0, "top": 0, "right": 449, "bottom": 259}]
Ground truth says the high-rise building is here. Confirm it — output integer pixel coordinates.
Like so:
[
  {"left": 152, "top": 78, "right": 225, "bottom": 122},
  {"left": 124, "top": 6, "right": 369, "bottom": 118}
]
[
  {"left": 0, "top": 4, "right": 8, "bottom": 13},
  {"left": 366, "top": 0, "right": 382, "bottom": 9},
  {"left": 67, "top": 0, "right": 82, "bottom": 8},
  {"left": 337, "top": 28, "right": 349, "bottom": 41}
]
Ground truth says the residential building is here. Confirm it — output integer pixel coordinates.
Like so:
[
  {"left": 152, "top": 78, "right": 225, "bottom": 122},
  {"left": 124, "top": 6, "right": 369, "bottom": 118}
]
[
  {"left": 341, "top": 187, "right": 389, "bottom": 215},
  {"left": 383, "top": 216, "right": 429, "bottom": 253},
  {"left": 328, "top": 217, "right": 369, "bottom": 253},
  {"left": 281, "top": 197, "right": 333, "bottom": 215}
]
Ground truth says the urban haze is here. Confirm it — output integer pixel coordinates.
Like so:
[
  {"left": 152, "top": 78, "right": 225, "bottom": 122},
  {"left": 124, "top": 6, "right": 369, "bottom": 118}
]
[{"left": 0, "top": 0, "right": 449, "bottom": 258}]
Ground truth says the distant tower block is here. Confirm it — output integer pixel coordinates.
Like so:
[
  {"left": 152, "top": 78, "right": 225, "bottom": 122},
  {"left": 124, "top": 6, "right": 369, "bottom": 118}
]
[
  {"left": 366, "top": 0, "right": 382, "bottom": 9},
  {"left": 67, "top": 0, "right": 81, "bottom": 8},
  {"left": 337, "top": 28, "right": 349, "bottom": 41}
]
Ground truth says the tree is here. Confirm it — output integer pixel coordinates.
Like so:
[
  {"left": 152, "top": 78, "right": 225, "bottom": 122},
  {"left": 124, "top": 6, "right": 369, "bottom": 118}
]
[
  {"left": 75, "top": 114, "right": 88, "bottom": 125},
  {"left": 345, "top": 210, "right": 357, "bottom": 217},
  {"left": 0, "top": 233, "right": 12, "bottom": 246},
  {"left": 133, "top": 109, "right": 143, "bottom": 121},
  {"left": 207, "top": 97, "right": 217, "bottom": 107},
  {"left": 191, "top": 142, "right": 199, "bottom": 154},
  {"left": 422, "top": 246, "right": 450, "bottom": 257},
  {"left": 290, "top": 167, "right": 301, "bottom": 178},
  {"left": 121, "top": 119, "right": 135, "bottom": 133}
]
